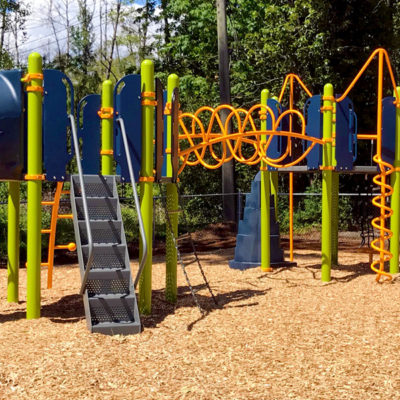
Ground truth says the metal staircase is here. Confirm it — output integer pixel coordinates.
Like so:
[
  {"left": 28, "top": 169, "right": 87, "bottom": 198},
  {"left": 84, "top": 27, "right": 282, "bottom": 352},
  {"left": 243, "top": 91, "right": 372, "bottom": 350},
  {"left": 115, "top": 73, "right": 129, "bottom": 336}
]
[
  {"left": 71, "top": 174, "right": 141, "bottom": 335},
  {"left": 69, "top": 114, "right": 147, "bottom": 335}
]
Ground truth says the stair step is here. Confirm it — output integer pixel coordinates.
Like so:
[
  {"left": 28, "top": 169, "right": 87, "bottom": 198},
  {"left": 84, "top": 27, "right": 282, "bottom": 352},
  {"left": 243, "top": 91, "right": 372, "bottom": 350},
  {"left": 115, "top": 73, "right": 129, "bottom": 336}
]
[
  {"left": 75, "top": 197, "right": 119, "bottom": 220},
  {"left": 72, "top": 175, "right": 115, "bottom": 198},
  {"left": 81, "top": 244, "right": 127, "bottom": 270},
  {"left": 91, "top": 321, "right": 141, "bottom": 335},
  {"left": 88, "top": 296, "right": 140, "bottom": 326},
  {"left": 78, "top": 220, "right": 123, "bottom": 245},
  {"left": 86, "top": 270, "right": 131, "bottom": 297}
]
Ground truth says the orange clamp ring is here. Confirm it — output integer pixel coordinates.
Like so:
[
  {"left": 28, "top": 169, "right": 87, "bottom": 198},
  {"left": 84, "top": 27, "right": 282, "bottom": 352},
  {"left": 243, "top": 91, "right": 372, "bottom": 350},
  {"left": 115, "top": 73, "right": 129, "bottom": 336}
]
[
  {"left": 142, "top": 91, "right": 156, "bottom": 98},
  {"left": 260, "top": 166, "right": 268, "bottom": 171},
  {"left": 21, "top": 73, "right": 44, "bottom": 82},
  {"left": 26, "top": 86, "right": 44, "bottom": 94},
  {"left": 100, "top": 149, "right": 114, "bottom": 155},
  {"left": 324, "top": 138, "right": 333, "bottom": 143},
  {"left": 98, "top": 107, "right": 114, "bottom": 119},
  {"left": 139, "top": 176, "right": 155, "bottom": 182},
  {"left": 165, "top": 148, "right": 171, "bottom": 154},
  {"left": 393, "top": 167, "right": 400, "bottom": 172},
  {"left": 25, "top": 174, "right": 46, "bottom": 181},
  {"left": 319, "top": 166, "right": 335, "bottom": 171},
  {"left": 320, "top": 106, "right": 334, "bottom": 112},
  {"left": 164, "top": 102, "right": 172, "bottom": 115},
  {"left": 142, "top": 99, "right": 157, "bottom": 106},
  {"left": 322, "top": 95, "right": 335, "bottom": 102}
]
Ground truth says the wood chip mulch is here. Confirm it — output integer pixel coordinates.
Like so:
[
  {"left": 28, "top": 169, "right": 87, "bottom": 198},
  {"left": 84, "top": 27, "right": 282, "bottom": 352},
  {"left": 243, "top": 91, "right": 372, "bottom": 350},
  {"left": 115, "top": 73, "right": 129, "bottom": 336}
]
[{"left": 1, "top": 246, "right": 400, "bottom": 399}]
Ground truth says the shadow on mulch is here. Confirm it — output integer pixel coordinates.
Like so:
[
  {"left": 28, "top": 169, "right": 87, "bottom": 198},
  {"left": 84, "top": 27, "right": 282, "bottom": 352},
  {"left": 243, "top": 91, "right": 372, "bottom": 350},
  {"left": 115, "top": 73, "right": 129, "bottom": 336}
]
[
  {"left": 142, "top": 284, "right": 270, "bottom": 331},
  {"left": 0, "top": 294, "right": 84, "bottom": 324}
]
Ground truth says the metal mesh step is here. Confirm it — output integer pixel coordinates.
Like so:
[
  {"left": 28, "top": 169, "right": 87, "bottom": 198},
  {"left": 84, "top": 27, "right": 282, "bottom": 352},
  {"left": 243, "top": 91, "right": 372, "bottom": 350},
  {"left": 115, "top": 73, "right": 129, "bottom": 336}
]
[
  {"left": 79, "top": 220, "right": 122, "bottom": 245},
  {"left": 82, "top": 244, "right": 126, "bottom": 269},
  {"left": 86, "top": 270, "right": 131, "bottom": 297},
  {"left": 89, "top": 296, "right": 138, "bottom": 325},
  {"left": 72, "top": 175, "right": 115, "bottom": 198},
  {"left": 75, "top": 198, "right": 118, "bottom": 220}
]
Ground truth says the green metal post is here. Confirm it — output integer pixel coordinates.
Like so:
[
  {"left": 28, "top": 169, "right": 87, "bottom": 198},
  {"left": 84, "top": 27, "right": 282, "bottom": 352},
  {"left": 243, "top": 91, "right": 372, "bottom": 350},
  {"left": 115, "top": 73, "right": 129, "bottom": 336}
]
[
  {"left": 101, "top": 80, "right": 114, "bottom": 175},
  {"left": 26, "top": 53, "right": 43, "bottom": 319},
  {"left": 321, "top": 84, "right": 333, "bottom": 282},
  {"left": 390, "top": 87, "right": 400, "bottom": 274},
  {"left": 7, "top": 181, "right": 20, "bottom": 302},
  {"left": 331, "top": 102, "right": 339, "bottom": 265},
  {"left": 165, "top": 74, "right": 179, "bottom": 303},
  {"left": 260, "top": 89, "right": 271, "bottom": 271},
  {"left": 139, "top": 60, "right": 154, "bottom": 314}
]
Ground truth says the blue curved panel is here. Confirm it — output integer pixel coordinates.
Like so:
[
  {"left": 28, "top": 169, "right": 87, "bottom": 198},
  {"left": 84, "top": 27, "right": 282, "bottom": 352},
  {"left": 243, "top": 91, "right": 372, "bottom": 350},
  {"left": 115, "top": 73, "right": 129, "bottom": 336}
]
[
  {"left": 304, "top": 95, "right": 322, "bottom": 170},
  {"left": 0, "top": 69, "right": 24, "bottom": 180},
  {"left": 43, "top": 69, "right": 74, "bottom": 181},
  {"left": 77, "top": 94, "right": 101, "bottom": 174},
  {"left": 335, "top": 96, "right": 355, "bottom": 171},
  {"left": 382, "top": 96, "right": 396, "bottom": 165},
  {"left": 114, "top": 74, "right": 142, "bottom": 182}
]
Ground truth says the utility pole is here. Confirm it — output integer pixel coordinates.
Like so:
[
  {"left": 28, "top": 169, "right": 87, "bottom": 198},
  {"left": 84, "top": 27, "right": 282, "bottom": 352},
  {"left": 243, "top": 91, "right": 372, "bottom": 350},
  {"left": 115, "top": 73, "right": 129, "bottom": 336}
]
[{"left": 216, "top": 0, "right": 236, "bottom": 223}]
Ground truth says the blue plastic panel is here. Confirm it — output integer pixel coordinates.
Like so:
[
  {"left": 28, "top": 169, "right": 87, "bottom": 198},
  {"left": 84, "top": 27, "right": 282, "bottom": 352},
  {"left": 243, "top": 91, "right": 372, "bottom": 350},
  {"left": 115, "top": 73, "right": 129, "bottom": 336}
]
[
  {"left": 77, "top": 94, "right": 101, "bottom": 174},
  {"left": 0, "top": 70, "right": 24, "bottom": 180},
  {"left": 43, "top": 69, "right": 74, "bottom": 181},
  {"left": 265, "top": 99, "right": 289, "bottom": 170},
  {"left": 304, "top": 95, "right": 322, "bottom": 170},
  {"left": 335, "top": 96, "right": 356, "bottom": 170},
  {"left": 113, "top": 74, "right": 142, "bottom": 182},
  {"left": 382, "top": 96, "right": 396, "bottom": 165}
]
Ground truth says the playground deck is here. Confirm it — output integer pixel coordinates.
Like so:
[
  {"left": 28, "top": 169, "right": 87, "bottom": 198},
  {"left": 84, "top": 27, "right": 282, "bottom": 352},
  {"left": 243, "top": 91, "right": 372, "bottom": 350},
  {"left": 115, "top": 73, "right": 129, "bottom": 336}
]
[{"left": 0, "top": 246, "right": 399, "bottom": 399}]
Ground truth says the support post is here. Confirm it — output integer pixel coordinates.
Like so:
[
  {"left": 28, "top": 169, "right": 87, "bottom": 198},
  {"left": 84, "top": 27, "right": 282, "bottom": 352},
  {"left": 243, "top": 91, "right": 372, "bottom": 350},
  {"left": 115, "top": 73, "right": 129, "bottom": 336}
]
[
  {"left": 321, "top": 84, "right": 333, "bottom": 282},
  {"left": 7, "top": 181, "right": 20, "bottom": 302},
  {"left": 390, "top": 86, "right": 400, "bottom": 274},
  {"left": 26, "top": 53, "right": 43, "bottom": 319},
  {"left": 101, "top": 80, "right": 114, "bottom": 175},
  {"left": 331, "top": 101, "right": 339, "bottom": 265},
  {"left": 260, "top": 89, "right": 271, "bottom": 272},
  {"left": 216, "top": 0, "right": 235, "bottom": 221},
  {"left": 139, "top": 60, "right": 154, "bottom": 314},
  {"left": 165, "top": 73, "right": 179, "bottom": 303}
]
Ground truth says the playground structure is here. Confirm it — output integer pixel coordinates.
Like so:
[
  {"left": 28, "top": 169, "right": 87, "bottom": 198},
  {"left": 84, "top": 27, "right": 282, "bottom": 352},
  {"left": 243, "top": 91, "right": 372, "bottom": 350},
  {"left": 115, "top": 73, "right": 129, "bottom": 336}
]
[{"left": 0, "top": 48, "right": 399, "bottom": 334}]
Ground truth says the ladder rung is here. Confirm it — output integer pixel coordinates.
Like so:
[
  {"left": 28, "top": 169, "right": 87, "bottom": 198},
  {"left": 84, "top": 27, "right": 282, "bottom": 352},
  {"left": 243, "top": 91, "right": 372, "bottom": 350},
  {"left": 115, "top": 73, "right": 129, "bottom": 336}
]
[
  {"left": 61, "top": 190, "right": 70, "bottom": 194},
  {"left": 41, "top": 229, "right": 51, "bottom": 234},
  {"left": 58, "top": 214, "right": 73, "bottom": 219},
  {"left": 181, "top": 258, "right": 197, "bottom": 267},
  {"left": 41, "top": 262, "right": 49, "bottom": 267},
  {"left": 41, "top": 201, "right": 55, "bottom": 206}
]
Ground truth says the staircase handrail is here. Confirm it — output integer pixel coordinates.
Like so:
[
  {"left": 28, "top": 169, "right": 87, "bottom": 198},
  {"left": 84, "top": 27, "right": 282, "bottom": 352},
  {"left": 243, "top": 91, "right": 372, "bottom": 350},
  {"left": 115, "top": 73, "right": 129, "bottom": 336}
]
[
  {"left": 69, "top": 114, "right": 94, "bottom": 295},
  {"left": 117, "top": 117, "right": 148, "bottom": 288}
]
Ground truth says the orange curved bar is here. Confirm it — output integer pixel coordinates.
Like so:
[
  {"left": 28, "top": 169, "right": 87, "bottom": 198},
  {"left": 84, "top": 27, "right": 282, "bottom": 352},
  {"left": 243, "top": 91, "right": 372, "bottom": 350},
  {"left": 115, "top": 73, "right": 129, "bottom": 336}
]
[{"left": 278, "top": 73, "right": 313, "bottom": 103}]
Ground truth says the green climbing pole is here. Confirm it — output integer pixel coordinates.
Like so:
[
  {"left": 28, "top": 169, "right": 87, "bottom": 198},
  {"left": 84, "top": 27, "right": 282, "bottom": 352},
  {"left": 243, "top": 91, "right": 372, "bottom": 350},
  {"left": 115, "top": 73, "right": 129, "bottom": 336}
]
[
  {"left": 321, "top": 84, "right": 334, "bottom": 282},
  {"left": 165, "top": 74, "right": 179, "bottom": 303},
  {"left": 139, "top": 60, "right": 155, "bottom": 314}
]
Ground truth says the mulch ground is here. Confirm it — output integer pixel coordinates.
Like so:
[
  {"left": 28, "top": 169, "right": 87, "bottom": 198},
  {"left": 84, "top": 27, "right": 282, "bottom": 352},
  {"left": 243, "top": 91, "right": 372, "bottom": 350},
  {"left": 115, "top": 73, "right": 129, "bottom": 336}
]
[{"left": 1, "top": 233, "right": 400, "bottom": 399}]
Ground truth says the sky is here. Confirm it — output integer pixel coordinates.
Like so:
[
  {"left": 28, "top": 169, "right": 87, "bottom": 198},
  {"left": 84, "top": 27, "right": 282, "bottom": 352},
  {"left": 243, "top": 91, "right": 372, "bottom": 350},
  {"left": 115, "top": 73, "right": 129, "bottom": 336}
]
[{"left": 7, "top": 0, "right": 142, "bottom": 63}]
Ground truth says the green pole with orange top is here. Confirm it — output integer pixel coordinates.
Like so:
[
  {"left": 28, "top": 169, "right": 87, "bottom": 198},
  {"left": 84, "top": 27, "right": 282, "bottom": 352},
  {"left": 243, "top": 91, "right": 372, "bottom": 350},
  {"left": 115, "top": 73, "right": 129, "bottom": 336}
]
[{"left": 26, "top": 53, "right": 43, "bottom": 319}]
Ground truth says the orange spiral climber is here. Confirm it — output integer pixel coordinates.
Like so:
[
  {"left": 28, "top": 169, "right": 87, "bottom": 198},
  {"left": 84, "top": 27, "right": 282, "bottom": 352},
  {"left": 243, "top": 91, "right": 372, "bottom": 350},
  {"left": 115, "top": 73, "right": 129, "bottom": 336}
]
[{"left": 371, "top": 155, "right": 394, "bottom": 281}]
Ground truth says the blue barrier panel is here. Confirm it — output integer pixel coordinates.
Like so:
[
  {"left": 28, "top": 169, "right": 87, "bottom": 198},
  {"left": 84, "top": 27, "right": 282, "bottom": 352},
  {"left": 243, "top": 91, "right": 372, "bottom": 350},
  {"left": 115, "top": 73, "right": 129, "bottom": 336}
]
[
  {"left": 113, "top": 74, "right": 142, "bottom": 182},
  {"left": 382, "top": 96, "right": 396, "bottom": 165},
  {"left": 77, "top": 94, "right": 101, "bottom": 174},
  {"left": 0, "top": 70, "right": 25, "bottom": 180},
  {"left": 265, "top": 100, "right": 290, "bottom": 170},
  {"left": 335, "top": 96, "right": 356, "bottom": 170},
  {"left": 304, "top": 95, "right": 322, "bottom": 170},
  {"left": 43, "top": 69, "right": 74, "bottom": 181}
]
